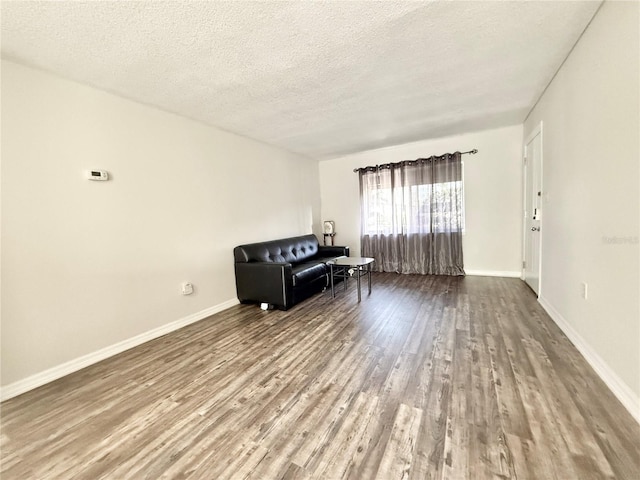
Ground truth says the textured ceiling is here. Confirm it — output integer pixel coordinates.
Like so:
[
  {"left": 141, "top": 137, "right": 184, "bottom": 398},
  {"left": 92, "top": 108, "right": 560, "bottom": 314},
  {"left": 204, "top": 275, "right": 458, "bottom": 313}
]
[{"left": 1, "top": 1, "right": 601, "bottom": 159}]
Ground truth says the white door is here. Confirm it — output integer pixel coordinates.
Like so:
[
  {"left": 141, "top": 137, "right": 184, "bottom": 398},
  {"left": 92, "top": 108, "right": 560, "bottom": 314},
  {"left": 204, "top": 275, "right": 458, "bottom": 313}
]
[{"left": 523, "top": 125, "right": 543, "bottom": 295}]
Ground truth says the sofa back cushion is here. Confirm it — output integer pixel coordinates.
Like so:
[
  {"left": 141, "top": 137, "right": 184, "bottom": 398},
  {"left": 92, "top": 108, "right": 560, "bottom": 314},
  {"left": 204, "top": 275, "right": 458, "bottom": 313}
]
[{"left": 234, "top": 234, "right": 319, "bottom": 264}]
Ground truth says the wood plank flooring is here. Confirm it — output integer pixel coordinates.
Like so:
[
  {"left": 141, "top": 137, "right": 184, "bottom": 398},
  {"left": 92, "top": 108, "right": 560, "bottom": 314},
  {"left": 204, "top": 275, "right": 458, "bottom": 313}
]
[{"left": 1, "top": 274, "right": 638, "bottom": 479}]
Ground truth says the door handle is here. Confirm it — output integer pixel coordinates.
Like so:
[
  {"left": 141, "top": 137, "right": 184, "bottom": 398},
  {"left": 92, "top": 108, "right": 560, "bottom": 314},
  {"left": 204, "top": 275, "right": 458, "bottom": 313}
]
[{"left": 531, "top": 227, "right": 540, "bottom": 232}]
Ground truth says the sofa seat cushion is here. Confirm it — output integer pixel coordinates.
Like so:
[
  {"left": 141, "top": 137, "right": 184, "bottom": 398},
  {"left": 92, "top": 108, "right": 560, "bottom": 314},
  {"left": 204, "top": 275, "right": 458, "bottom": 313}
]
[
  {"left": 291, "top": 262, "right": 327, "bottom": 287},
  {"left": 315, "top": 254, "right": 348, "bottom": 264}
]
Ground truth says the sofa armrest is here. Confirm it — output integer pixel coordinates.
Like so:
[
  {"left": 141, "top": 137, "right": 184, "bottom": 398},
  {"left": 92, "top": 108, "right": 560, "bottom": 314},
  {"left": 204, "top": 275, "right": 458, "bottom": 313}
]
[
  {"left": 317, "top": 245, "right": 350, "bottom": 257},
  {"left": 234, "top": 262, "right": 293, "bottom": 308}
]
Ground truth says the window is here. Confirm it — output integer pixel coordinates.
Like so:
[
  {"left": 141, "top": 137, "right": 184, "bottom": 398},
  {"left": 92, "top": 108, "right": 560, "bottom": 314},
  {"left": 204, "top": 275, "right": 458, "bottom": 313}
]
[{"left": 361, "top": 180, "right": 464, "bottom": 235}]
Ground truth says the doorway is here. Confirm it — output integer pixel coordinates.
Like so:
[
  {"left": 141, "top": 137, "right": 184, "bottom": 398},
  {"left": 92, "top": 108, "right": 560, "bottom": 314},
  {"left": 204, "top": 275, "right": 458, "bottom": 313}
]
[{"left": 523, "top": 122, "right": 543, "bottom": 295}]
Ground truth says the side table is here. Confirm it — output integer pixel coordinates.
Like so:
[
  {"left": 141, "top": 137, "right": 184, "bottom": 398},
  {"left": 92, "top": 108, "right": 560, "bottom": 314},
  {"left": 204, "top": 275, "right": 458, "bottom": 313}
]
[{"left": 328, "top": 257, "right": 375, "bottom": 302}]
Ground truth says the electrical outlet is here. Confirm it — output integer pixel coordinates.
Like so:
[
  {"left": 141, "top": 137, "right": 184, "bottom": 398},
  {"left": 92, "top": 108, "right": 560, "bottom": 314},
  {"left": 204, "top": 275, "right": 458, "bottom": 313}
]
[
  {"left": 181, "top": 282, "right": 194, "bottom": 295},
  {"left": 581, "top": 282, "right": 588, "bottom": 300}
]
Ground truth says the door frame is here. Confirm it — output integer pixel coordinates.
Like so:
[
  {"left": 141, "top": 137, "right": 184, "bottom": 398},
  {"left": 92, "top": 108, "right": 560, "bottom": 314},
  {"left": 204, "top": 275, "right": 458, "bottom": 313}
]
[{"left": 522, "top": 121, "right": 544, "bottom": 296}]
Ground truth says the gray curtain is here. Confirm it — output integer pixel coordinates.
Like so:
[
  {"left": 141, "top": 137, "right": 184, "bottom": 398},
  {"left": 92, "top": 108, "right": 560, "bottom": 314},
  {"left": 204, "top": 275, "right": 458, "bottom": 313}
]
[{"left": 359, "top": 152, "right": 465, "bottom": 276}]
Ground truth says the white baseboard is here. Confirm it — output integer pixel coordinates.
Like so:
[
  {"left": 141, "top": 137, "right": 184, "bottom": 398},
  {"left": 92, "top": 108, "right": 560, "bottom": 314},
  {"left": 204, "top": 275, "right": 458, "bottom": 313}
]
[
  {"left": 465, "top": 270, "right": 521, "bottom": 278},
  {"left": 0, "top": 298, "right": 239, "bottom": 402},
  {"left": 538, "top": 296, "right": 640, "bottom": 424}
]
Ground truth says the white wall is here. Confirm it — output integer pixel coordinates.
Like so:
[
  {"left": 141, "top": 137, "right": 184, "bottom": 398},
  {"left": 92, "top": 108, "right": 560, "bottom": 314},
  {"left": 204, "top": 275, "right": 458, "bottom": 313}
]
[
  {"left": 1, "top": 60, "right": 321, "bottom": 390},
  {"left": 524, "top": 1, "right": 639, "bottom": 408},
  {"left": 319, "top": 125, "right": 524, "bottom": 276}
]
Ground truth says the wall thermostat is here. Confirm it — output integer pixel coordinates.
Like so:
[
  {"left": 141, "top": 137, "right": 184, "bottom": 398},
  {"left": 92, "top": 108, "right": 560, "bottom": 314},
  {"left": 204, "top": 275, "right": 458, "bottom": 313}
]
[{"left": 87, "top": 170, "right": 109, "bottom": 181}]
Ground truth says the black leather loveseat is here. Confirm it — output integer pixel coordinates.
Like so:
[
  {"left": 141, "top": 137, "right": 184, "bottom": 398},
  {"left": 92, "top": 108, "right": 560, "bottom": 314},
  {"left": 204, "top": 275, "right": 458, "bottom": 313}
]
[{"left": 234, "top": 234, "right": 349, "bottom": 310}]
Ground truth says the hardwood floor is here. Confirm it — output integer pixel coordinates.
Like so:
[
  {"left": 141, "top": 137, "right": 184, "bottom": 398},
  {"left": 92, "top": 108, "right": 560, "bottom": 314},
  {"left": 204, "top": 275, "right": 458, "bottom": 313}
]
[{"left": 1, "top": 274, "right": 638, "bottom": 479}]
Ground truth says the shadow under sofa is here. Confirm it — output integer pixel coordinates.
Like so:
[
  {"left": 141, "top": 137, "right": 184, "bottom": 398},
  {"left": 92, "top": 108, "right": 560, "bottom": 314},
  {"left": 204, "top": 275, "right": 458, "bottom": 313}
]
[{"left": 234, "top": 234, "right": 349, "bottom": 310}]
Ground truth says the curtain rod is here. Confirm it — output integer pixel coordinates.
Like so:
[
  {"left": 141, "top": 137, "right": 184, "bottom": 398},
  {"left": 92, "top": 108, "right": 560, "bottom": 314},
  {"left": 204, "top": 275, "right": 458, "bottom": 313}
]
[{"left": 352, "top": 149, "right": 478, "bottom": 173}]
